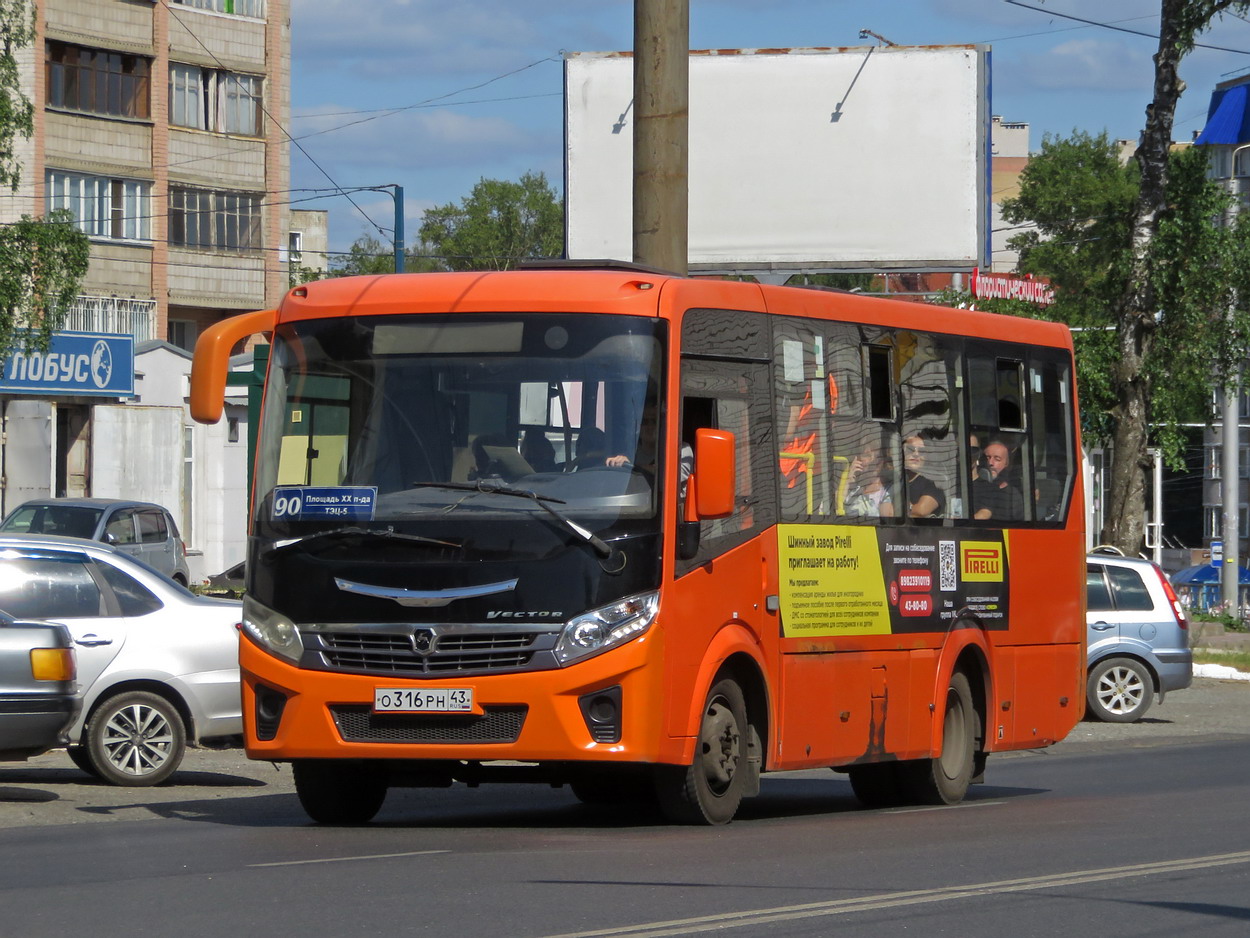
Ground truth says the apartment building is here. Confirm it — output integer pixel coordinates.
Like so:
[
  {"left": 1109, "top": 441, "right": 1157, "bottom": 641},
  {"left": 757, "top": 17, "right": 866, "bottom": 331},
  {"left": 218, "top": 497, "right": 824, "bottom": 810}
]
[{"left": 0, "top": 0, "right": 290, "bottom": 579}]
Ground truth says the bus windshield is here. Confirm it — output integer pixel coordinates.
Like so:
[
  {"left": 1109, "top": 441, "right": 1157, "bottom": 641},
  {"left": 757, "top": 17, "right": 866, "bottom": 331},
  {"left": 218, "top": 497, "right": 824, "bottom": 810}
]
[{"left": 252, "top": 313, "right": 666, "bottom": 544}]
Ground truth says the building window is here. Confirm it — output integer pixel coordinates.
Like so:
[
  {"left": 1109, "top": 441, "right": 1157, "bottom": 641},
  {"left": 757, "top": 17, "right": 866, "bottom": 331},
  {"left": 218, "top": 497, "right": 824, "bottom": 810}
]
[
  {"left": 1206, "top": 505, "right": 1250, "bottom": 539},
  {"left": 169, "top": 186, "right": 262, "bottom": 252},
  {"left": 46, "top": 41, "right": 150, "bottom": 119},
  {"left": 169, "top": 64, "right": 263, "bottom": 136},
  {"left": 46, "top": 171, "right": 151, "bottom": 242},
  {"left": 168, "top": 320, "right": 198, "bottom": 352},
  {"left": 172, "top": 0, "right": 266, "bottom": 16}
]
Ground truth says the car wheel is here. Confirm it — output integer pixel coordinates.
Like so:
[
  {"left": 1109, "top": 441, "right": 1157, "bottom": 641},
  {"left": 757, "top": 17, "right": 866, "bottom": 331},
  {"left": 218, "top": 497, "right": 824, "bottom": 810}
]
[
  {"left": 172, "top": 573, "right": 188, "bottom": 586},
  {"left": 654, "top": 678, "right": 749, "bottom": 825},
  {"left": 83, "top": 690, "right": 187, "bottom": 787},
  {"left": 293, "top": 760, "right": 389, "bottom": 824},
  {"left": 1087, "top": 657, "right": 1154, "bottom": 723}
]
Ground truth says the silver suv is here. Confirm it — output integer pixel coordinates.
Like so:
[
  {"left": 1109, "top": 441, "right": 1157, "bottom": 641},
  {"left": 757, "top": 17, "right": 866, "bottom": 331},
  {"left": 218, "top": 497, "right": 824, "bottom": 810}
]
[
  {"left": 1085, "top": 551, "right": 1193, "bottom": 722},
  {"left": 0, "top": 498, "right": 191, "bottom": 584}
]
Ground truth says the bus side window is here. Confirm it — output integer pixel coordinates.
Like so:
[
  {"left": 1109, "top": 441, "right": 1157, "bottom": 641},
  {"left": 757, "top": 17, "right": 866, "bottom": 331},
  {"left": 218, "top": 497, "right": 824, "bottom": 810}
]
[
  {"left": 898, "top": 332, "right": 961, "bottom": 520},
  {"left": 1030, "top": 354, "right": 1075, "bottom": 523},
  {"left": 678, "top": 360, "right": 773, "bottom": 574}
]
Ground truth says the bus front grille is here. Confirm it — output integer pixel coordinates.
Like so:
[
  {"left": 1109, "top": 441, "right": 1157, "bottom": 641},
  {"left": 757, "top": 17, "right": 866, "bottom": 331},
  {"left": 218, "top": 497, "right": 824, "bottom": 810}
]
[
  {"left": 313, "top": 629, "right": 551, "bottom": 676},
  {"left": 329, "top": 705, "right": 527, "bottom": 744}
]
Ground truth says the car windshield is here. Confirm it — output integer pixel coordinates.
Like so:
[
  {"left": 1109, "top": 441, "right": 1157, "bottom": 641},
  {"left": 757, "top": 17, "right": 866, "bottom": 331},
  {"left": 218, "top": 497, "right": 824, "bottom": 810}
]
[
  {"left": 0, "top": 504, "right": 102, "bottom": 539},
  {"left": 252, "top": 313, "right": 667, "bottom": 544}
]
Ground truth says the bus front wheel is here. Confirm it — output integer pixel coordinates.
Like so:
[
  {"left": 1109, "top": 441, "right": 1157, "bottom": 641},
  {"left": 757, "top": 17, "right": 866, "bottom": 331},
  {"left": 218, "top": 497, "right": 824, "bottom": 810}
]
[
  {"left": 654, "top": 678, "right": 749, "bottom": 825},
  {"left": 293, "top": 759, "right": 388, "bottom": 824}
]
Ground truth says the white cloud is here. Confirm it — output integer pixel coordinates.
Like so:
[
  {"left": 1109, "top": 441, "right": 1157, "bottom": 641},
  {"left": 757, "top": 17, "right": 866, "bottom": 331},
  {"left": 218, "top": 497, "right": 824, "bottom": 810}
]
[
  {"left": 293, "top": 106, "right": 552, "bottom": 172},
  {"left": 1005, "top": 38, "right": 1152, "bottom": 92}
]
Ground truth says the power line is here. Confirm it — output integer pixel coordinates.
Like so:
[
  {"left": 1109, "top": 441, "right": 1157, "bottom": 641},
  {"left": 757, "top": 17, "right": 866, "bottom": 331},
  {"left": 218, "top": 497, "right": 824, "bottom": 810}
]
[{"left": 1003, "top": 0, "right": 1250, "bottom": 55}]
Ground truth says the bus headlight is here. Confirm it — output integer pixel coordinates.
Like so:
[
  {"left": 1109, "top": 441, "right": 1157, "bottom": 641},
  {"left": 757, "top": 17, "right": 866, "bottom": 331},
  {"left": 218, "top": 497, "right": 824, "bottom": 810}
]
[
  {"left": 242, "top": 595, "right": 304, "bottom": 664},
  {"left": 555, "top": 591, "right": 659, "bottom": 666}
]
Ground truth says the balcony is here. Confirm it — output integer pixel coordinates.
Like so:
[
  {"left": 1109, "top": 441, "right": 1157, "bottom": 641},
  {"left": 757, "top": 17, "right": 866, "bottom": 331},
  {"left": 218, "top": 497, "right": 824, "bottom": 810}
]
[{"left": 65, "top": 295, "right": 156, "bottom": 342}]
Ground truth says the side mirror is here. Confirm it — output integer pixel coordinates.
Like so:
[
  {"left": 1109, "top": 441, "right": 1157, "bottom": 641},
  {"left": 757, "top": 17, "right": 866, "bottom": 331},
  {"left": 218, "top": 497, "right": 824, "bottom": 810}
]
[
  {"left": 190, "top": 308, "right": 276, "bottom": 424},
  {"left": 690, "top": 428, "right": 735, "bottom": 520}
]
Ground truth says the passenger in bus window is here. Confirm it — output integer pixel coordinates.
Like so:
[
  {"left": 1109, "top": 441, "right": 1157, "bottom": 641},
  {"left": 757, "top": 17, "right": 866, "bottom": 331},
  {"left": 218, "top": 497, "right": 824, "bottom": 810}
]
[
  {"left": 844, "top": 428, "right": 895, "bottom": 518},
  {"left": 973, "top": 439, "right": 1025, "bottom": 520},
  {"left": 902, "top": 433, "right": 946, "bottom": 518},
  {"left": 520, "top": 429, "right": 556, "bottom": 473},
  {"left": 573, "top": 427, "right": 610, "bottom": 469}
]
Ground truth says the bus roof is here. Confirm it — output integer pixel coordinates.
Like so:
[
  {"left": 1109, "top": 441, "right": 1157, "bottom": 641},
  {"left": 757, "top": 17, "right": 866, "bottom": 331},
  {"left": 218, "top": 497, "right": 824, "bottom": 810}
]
[{"left": 276, "top": 268, "right": 1073, "bottom": 351}]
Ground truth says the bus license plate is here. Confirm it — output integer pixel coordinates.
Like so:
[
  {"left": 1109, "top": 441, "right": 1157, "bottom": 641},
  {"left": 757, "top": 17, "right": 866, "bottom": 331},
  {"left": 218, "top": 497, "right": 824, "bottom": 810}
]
[{"left": 374, "top": 687, "right": 473, "bottom": 713}]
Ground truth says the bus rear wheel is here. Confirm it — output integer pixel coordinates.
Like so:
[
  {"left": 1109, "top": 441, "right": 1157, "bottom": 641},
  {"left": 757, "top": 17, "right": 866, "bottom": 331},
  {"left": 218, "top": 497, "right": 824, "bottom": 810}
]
[
  {"left": 902, "top": 671, "right": 978, "bottom": 805},
  {"left": 654, "top": 678, "right": 749, "bottom": 825},
  {"left": 293, "top": 760, "right": 388, "bottom": 824}
]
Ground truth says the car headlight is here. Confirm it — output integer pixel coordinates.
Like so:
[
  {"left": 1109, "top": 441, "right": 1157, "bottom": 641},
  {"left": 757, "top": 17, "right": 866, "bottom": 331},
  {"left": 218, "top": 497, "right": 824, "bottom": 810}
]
[
  {"left": 242, "top": 595, "right": 304, "bottom": 664},
  {"left": 555, "top": 591, "right": 659, "bottom": 666}
]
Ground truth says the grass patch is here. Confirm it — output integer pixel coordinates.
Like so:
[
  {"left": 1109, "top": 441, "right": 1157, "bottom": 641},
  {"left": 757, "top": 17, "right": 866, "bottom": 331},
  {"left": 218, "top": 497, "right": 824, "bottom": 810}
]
[{"left": 1192, "top": 648, "right": 1250, "bottom": 672}]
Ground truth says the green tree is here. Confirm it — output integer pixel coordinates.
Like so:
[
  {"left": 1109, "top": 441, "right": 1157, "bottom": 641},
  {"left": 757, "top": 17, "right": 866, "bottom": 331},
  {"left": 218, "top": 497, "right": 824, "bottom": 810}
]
[
  {"left": 0, "top": 0, "right": 89, "bottom": 360},
  {"left": 326, "top": 232, "right": 446, "bottom": 277},
  {"left": 1095, "top": 0, "right": 1250, "bottom": 553},
  {"left": 1000, "top": 133, "right": 1250, "bottom": 546},
  {"left": 996, "top": 2, "right": 1250, "bottom": 555},
  {"left": 418, "top": 171, "right": 563, "bottom": 271}
]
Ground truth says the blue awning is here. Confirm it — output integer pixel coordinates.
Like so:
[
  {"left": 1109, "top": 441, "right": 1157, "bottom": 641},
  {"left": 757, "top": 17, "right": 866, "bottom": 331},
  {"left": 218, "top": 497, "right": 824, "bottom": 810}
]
[
  {"left": 1171, "top": 562, "right": 1250, "bottom": 585},
  {"left": 1195, "top": 82, "right": 1250, "bottom": 145}
]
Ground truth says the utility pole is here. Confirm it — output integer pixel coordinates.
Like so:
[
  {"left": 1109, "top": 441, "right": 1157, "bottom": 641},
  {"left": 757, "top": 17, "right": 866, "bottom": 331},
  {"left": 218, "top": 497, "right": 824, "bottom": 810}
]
[
  {"left": 1221, "top": 144, "right": 1249, "bottom": 614},
  {"left": 632, "top": 0, "right": 688, "bottom": 274}
]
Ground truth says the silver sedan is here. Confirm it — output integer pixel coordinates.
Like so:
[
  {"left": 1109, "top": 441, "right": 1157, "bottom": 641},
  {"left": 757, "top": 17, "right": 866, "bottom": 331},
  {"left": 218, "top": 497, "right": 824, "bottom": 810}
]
[{"left": 0, "top": 533, "right": 242, "bottom": 785}]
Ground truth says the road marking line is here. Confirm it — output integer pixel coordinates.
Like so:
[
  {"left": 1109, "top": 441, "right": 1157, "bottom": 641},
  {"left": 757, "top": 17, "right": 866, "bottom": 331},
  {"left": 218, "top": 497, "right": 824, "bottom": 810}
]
[
  {"left": 888, "top": 799, "right": 1007, "bottom": 813},
  {"left": 250, "top": 850, "right": 449, "bottom": 867},
  {"left": 542, "top": 850, "right": 1250, "bottom": 938}
]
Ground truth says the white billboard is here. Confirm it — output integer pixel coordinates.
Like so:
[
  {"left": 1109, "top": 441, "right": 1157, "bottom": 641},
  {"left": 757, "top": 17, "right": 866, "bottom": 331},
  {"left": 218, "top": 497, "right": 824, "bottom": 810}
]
[{"left": 564, "top": 45, "right": 990, "bottom": 275}]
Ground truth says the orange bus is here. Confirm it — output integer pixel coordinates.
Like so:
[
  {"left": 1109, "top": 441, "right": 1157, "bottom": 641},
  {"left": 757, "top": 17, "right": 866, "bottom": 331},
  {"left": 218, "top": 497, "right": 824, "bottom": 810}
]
[{"left": 190, "top": 263, "right": 1086, "bottom": 825}]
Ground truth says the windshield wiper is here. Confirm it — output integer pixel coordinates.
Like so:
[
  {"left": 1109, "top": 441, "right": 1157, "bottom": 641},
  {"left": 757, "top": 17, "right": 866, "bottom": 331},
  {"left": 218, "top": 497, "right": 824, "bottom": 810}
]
[
  {"left": 267, "top": 526, "right": 459, "bottom": 558},
  {"left": 411, "top": 480, "right": 616, "bottom": 561}
]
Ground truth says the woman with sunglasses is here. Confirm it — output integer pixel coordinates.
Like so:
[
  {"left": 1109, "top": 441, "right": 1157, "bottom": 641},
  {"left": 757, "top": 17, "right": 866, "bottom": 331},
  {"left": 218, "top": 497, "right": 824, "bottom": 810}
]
[{"left": 902, "top": 433, "right": 946, "bottom": 518}]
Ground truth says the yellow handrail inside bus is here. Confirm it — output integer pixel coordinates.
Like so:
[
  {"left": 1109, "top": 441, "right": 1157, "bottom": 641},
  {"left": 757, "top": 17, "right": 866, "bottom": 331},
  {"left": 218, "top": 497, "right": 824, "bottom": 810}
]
[{"left": 832, "top": 455, "right": 851, "bottom": 515}]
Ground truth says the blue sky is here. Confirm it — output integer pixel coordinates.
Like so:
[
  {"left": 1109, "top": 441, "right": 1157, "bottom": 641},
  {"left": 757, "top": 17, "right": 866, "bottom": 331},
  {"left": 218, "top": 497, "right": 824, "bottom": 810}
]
[{"left": 288, "top": 0, "right": 1250, "bottom": 254}]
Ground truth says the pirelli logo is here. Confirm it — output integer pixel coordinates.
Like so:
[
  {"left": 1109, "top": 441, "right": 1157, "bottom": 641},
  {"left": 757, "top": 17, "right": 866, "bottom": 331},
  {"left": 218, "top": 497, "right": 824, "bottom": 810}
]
[{"left": 960, "top": 542, "right": 1004, "bottom": 582}]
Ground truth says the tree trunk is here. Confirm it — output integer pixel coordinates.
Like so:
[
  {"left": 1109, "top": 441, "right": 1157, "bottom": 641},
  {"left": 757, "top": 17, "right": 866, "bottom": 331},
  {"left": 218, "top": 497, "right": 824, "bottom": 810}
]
[{"left": 1102, "top": 0, "right": 1195, "bottom": 554}]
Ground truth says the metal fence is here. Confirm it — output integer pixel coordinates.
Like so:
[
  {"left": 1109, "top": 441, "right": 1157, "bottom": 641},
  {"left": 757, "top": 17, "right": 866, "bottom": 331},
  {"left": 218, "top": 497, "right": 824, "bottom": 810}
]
[{"left": 64, "top": 296, "right": 157, "bottom": 342}]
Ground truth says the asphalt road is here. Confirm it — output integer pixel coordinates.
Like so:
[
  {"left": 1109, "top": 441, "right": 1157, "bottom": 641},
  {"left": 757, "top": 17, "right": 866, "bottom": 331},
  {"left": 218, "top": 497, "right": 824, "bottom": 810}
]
[{"left": 1, "top": 675, "right": 1247, "bottom": 830}]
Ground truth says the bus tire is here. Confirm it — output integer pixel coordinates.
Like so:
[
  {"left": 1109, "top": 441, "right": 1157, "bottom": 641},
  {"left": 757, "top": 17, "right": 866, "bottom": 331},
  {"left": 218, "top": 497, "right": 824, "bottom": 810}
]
[
  {"left": 293, "top": 760, "right": 388, "bottom": 824},
  {"left": 654, "top": 678, "right": 749, "bottom": 825},
  {"left": 902, "top": 671, "right": 977, "bottom": 805}
]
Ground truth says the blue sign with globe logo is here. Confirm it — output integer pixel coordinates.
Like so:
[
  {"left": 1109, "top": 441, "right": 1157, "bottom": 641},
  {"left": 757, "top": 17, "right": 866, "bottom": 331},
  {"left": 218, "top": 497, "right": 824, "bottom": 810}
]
[{"left": 0, "top": 332, "right": 134, "bottom": 396}]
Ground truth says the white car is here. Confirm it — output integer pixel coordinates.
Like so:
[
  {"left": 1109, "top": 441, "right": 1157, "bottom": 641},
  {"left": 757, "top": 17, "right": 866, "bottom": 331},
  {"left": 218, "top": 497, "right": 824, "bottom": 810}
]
[{"left": 0, "top": 534, "right": 242, "bottom": 785}]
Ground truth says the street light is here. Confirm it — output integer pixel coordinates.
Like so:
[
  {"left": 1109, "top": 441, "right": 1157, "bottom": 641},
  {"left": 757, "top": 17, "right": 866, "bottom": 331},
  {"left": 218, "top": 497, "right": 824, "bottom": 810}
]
[{"left": 364, "top": 184, "right": 405, "bottom": 273}]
